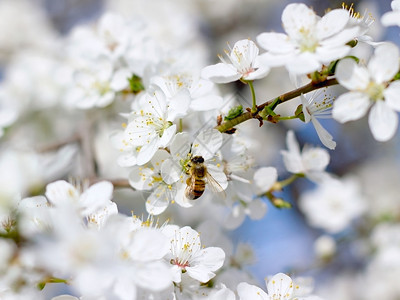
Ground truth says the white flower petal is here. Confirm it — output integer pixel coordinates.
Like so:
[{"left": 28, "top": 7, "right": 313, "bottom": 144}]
[
  {"left": 170, "top": 132, "right": 191, "bottom": 159},
  {"left": 134, "top": 261, "right": 172, "bottom": 291},
  {"left": 282, "top": 3, "right": 317, "bottom": 40},
  {"left": 253, "top": 167, "right": 278, "bottom": 194},
  {"left": 129, "top": 227, "right": 170, "bottom": 261},
  {"left": 187, "top": 247, "right": 225, "bottom": 282},
  {"left": 136, "top": 137, "right": 159, "bottom": 165},
  {"left": 302, "top": 147, "right": 330, "bottom": 172},
  {"left": 190, "top": 95, "right": 224, "bottom": 111},
  {"left": 128, "top": 167, "right": 154, "bottom": 190},
  {"left": 161, "top": 158, "right": 181, "bottom": 184},
  {"left": 247, "top": 199, "right": 267, "bottom": 220},
  {"left": 150, "top": 149, "right": 170, "bottom": 172},
  {"left": 368, "top": 43, "right": 400, "bottom": 83},
  {"left": 286, "top": 130, "right": 300, "bottom": 154},
  {"left": 80, "top": 181, "right": 113, "bottom": 215},
  {"left": 145, "top": 184, "right": 174, "bottom": 215},
  {"left": 315, "top": 45, "right": 351, "bottom": 65},
  {"left": 192, "top": 129, "right": 222, "bottom": 160},
  {"left": 209, "top": 285, "right": 236, "bottom": 300},
  {"left": 266, "top": 273, "right": 294, "bottom": 298},
  {"left": 230, "top": 40, "right": 259, "bottom": 66},
  {"left": 256, "top": 32, "right": 295, "bottom": 53},
  {"left": 167, "top": 89, "right": 191, "bottom": 121},
  {"left": 117, "top": 153, "right": 137, "bottom": 167},
  {"left": 190, "top": 79, "right": 214, "bottom": 98},
  {"left": 286, "top": 52, "right": 321, "bottom": 75},
  {"left": 369, "top": 101, "right": 398, "bottom": 142},
  {"left": 301, "top": 94, "right": 312, "bottom": 123},
  {"left": 311, "top": 117, "right": 336, "bottom": 150},
  {"left": 381, "top": 11, "right": 400, "bottom": 27},
  {"left": 224, "top": 205, "right": 246, "bottom": 230},
  {"left": 332, "top": 92, "right": 371, "bottom": 123},
  {"left": 320, "top": 26, "right": 359, "bottom": 48},
  {"left": 201, "top": 63, "right": 241, "bottom": 84},
  {"left": 258, "top": 52, "right": 294, "bottom": 68},
  {"left": 45, "top": 180, "right": 78, "bottom": 206},
  {"left": 110, "top": 68, "right": 130, "bottom": 91},
  {"left": 316, "top": 9, "right": 349, "bottom": 40},
  {"left": 335, "top": 58, "right": 370, "bottom": 91},
  {"left": 237, "top": 282, "right": 268, "bottom": 300},
  {"left": 384, "top": 81, "right": 400, "bottom": 111},
  {"left": 158, "top": 124, "right": 176, "bottom": 148}
]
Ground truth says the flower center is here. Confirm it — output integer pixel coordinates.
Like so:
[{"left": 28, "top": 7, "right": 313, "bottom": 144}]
[
  {"left": 365, "top": 81, "right": 385, "bottom": 101},
  {"left": 93, "top": 80, "right": 111, "bottom": 96},
  {"left": 298, "top": 27, "right": 319, "bottom": 52}
]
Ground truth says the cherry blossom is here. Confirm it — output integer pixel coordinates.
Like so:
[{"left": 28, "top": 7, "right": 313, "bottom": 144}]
[
  {"left": 381, "top": 0, "right": 400, "bottom": 27},
  {"left": 257, "top": 3, "right": 359, "bottom": 75},
  {"left": 201, "top": 39, "right": 269, "bottom": 83},
  {"left": 332, "top": 43, "right": 400, "bottom": 141},
  {"left": 166, "top": 226, "right": 225, "bottom": 283},
  {"left": 281, "top": 130, "right": 330, "bottom": 182}
]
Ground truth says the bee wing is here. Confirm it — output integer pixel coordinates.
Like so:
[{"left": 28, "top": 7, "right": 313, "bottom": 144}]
[{"left": 206, "top": 172, "right": 226, "bottom": 199}]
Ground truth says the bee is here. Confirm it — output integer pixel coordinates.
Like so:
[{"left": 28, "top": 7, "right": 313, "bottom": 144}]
[{"left": 185, "top": 156, "right": 225, "bottom": 200}]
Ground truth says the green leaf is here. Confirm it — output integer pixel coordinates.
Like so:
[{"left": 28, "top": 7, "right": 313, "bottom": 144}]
[
  {"left": 37, "top": 282, "right": 46, "bottom": 290},
  {"left": 224, "top": 105, "right": 243, "bottom": 120},
  {"left": 128, "top": 75, "right": 145, "bottom": 94},
  {"left": 294, "top": 104, "right": 305, "bottom": 122}
]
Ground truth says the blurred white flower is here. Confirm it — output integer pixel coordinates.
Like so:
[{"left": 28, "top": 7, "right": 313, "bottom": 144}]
[
  {"left": 381, "top": 0, "right": 400, "bottom": 27},
  {"left": 299, "top": 177, "right": 367, "bottom": 233},
  {"left": 45, "top": 180, "right": 115, "bottom": 219},
  {"left": 314, "top": 235, "right": 337, "bottom": 260},
  {"left": 281, "top": 130, "right": 330, "bottom": 182},
  {"left": 253, "top": 167, "right": 278, "bottom": 195},
  {"left": 65, "top": 57, "right": 129, "bottom": 109},
  {"left": 0, "top": 0, "right": 56, "bottom": 62}
]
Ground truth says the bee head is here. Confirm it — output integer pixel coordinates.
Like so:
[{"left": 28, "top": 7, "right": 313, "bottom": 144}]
[{"left": 191, "top": 156, "right": 204, "bottom": 164}]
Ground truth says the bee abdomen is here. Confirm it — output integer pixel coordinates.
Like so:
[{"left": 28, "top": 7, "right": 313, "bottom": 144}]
[{"left": 185, "top": 179, "right": 206, "bottom": 200}]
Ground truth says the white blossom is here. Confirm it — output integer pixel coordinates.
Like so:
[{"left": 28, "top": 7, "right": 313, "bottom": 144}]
[
  {"left": 128, "top": 149, "right": 176, "bottom": 215},
  {"left": 300, "top": 92, "right": 336, "bottom": 150},
  {"left": 237, "top": 272, "right": 321, "bottom": 300},
  {"left": 281, "top": 130, "right": 330, "bottom": 182},
  {"left": 201, "top": 39, "right": 269, "bottom": 83},
  {"left": 381, "top": 0, "right": 400, "bottom": 27},
  {"left": 112, "top": 87, "right": 186, "bottom": 166},
  {"left": 257, "top": 3, "right": 359, "bottom": 75},
  {"left": 165, "top": 226, "right": 225, "bottom": 283},
  {"left": 332, "top": 43, "right": 400, "bottom": 141},
  {"left": 299, "top": 177, "right": 367, "bottom": 233}
]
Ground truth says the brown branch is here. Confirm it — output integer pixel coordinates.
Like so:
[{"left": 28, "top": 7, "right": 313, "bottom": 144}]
[{"left": 215, "top": 78, "right": 339, "bottom": 132}]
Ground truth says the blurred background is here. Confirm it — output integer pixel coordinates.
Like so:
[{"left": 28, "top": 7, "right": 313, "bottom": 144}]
[{"left": 0, "top": 0, "right": 399, "bottom": 299}]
